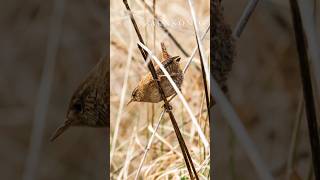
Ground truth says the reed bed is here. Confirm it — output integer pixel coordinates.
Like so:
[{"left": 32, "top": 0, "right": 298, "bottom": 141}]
[{"left": 110, "top": 0, "right": 210, "bottom": 179}]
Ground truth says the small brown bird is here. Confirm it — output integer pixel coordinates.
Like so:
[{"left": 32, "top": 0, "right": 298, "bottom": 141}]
[
  {"left": 50, "top": 56, "right": 109, "bottom": 141},
  {"left": 128, "top": 42, "right": 183, "bottom": 104}
]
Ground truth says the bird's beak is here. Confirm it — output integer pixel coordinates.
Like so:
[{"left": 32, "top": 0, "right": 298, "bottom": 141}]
[
  {"left": 127, "top": 98, "right": 134, "bottom": 106},
  {"left": 50, "top": 119, "right": 72, "bottom": 142}
]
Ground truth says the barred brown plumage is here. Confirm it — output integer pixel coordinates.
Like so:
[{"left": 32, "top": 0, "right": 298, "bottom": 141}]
[
  {"left": 50, "top": 56, "right": 109, "bottom": 141},
  {"left": 128, "top": 43, "right": 183, "bottom": 104}
]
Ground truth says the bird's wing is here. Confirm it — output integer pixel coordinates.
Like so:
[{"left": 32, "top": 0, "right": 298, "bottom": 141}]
[{"left": 155, "top": 56, "right": 180, "bottom": 69}]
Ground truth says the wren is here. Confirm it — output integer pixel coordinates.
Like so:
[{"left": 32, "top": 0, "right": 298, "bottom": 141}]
[
  {"left": 128, "top": 42, "right": 183, "bottom": 104},
  {"left": 50, "top": 56, "right": 109, "bottom": 141}
]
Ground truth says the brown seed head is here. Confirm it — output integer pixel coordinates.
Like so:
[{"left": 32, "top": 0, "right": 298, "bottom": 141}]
[{"left": 211, "top": 2, "right": 235, "bottom": 93}]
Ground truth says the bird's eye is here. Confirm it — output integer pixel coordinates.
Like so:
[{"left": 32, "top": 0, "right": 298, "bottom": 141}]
[
  {"left": 132, "top": 90, "right": 137, "bottom": 98},
  {"left": 73, "top": 101, "right": 83, "bottom": 113}
]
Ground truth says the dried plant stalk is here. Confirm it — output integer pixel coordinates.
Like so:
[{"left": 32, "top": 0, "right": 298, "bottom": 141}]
[{"left": 211, "top": 0, "right": 235, "bottom": 94}]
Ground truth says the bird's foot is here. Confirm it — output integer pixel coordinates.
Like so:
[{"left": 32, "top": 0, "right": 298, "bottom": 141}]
[{"left": 163, "top": 104, "right": 172, "bottom": 112}]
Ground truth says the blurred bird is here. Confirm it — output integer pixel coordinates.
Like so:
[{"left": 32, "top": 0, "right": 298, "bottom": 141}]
[
  {"left": 128, "top": 42, "right": 183, "bottom": 104},
  {"left": 50, "top": 56, "right": 109, "bottom": 141}
]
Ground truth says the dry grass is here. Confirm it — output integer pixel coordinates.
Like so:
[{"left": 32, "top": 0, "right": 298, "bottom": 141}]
[{"left": 110, "top": 0, "right": 210, "bottom": 179}]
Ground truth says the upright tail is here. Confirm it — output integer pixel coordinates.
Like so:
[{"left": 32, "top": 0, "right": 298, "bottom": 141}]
[{"left": 161, "top": 42, "right": 171, "bottom": 61}]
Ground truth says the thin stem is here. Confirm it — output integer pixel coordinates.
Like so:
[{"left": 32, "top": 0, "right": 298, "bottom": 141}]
[
  {"left": 166, "top": 24, "right": 210, "bottom": 104},
  {"left": 289, "top": 0, "right": 320, "bottom": 178},
  {"left": 110, "top": 22, "right": 134, "bottom": 164},
  {"left": 233, "top": 0, "right": 260, "bottom": 38},
  {"left": 122, "top": 1, "right": 199, "bottom": 179},
  {"left": 211, "top": 75, "right": 274, "bottom": 180},
  {"left": 135, "top": 110, "right": 165, "bottom": 180},
  {"left": 183, "top": 24, "right": 210, "bottom": 74},
  {"left": 187, "top": 0, "right": 211, "bottom": 123},
  {"left": 139, "top": 0, "right": 189, "bottom": 57},
  {"left": 138, "top": 42, "right": 209, "bottom": 148},
  {"left": 112, "top": 109, "right": 206, "bottom": 176},
  {"left": 138, "top": 42, "right": 205, "bottom": 179},
  {"left": 286, "top": 94, "right": 304, "bottom": 180},
  {"left": 297, "top": 0, "right": 320, "bottom": 93},
  {"left": 22, "top": 0, "right": 64, "bottom": 180}
]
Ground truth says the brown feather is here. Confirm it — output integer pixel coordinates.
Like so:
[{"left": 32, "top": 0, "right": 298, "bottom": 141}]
[{"left": 50, "top": 56, "right": 109, "bottom": 141}]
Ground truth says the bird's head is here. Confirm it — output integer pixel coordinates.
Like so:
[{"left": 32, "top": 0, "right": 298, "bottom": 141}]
[
  {"left": 127, "top": 86, "right": 144, "bottom": 105},
  {"left": 50, "top": 58, "right": 109, "bottom": 142},
  {"left": 50, "top": 81, "right": 106, "bottom": 141}
]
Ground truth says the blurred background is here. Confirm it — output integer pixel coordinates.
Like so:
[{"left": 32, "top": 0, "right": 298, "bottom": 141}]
[
  {"left": 0, "top": 0, "right": 107, "bottom": 179},
  {"left": 215, "top": 0, "right": 320, "bottom": 179}
]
